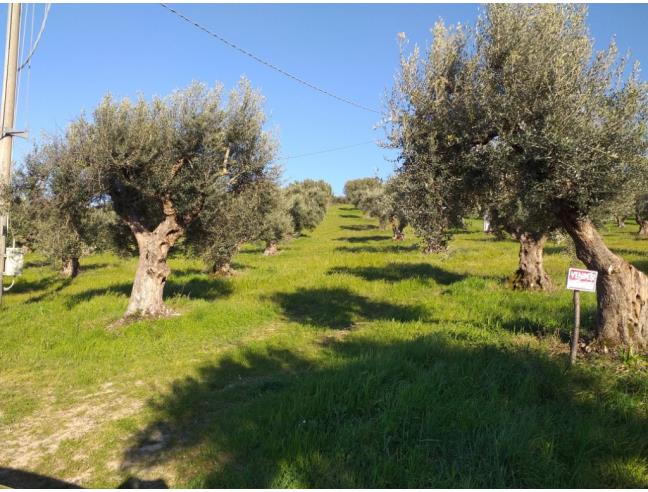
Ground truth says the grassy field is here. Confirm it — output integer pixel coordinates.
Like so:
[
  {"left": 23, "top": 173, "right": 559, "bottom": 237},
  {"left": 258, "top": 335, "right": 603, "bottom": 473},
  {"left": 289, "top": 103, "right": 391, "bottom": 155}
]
[{"left": 0, "top": 204, "right": 646, "bottom": 488}]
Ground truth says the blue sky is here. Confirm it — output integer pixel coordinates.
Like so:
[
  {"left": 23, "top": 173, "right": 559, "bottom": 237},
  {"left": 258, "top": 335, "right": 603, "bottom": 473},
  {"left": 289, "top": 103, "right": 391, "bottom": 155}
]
[{"left": 3, "top": 3, "right": 648, "bottom": 194}]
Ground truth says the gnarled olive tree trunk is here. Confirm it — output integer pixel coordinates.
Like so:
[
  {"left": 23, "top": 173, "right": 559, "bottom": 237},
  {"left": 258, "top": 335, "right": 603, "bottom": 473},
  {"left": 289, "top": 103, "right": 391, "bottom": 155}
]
[
  {"left": 263, "top": 240, "right": 278, "bottom": 256},
  {"left": 511, "top": 233, "right": 552, "bottom": 291},
  {"left": 561, "top": 215, "right": 648, "bottom": 350},
  {"left": 615, "top": 216, "right": 625, "bottom": 228},
  {"left": 390, "top": 216, "right": 406, "bottom": 241},
  {"left": 60, "top": 257, "right": 80, "bottom": 279},
  {"left": 638, "top": 219, "right": 648, "bottom": 236},
  {"left": 125, "top": 215, "right": 184, "bottom": 318}
]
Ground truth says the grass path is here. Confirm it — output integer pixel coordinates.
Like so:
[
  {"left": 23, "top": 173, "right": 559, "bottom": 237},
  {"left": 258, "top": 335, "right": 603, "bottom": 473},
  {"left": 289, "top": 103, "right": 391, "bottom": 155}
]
[{"left": 0, "top": 205, "right": 646, "bottom": 487}]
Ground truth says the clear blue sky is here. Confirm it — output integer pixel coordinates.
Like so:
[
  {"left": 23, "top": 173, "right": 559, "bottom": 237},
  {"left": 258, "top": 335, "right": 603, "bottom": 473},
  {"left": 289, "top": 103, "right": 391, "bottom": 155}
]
[{"left": 3, "top": 3, "right": 648, "bottom": 194}]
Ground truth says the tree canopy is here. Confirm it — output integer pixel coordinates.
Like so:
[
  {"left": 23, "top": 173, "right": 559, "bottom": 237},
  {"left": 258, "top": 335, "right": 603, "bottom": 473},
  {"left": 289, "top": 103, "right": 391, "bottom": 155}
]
[
  {"left": 54, "top": 79, "right": 278, "bottom": 318},
  {"left": 387, "top": 4, "right": 648, "bottom": 347}
]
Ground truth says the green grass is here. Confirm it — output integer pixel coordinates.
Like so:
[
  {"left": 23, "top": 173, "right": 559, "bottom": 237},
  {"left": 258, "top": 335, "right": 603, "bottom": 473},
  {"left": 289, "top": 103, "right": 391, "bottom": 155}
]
[{"left": 0, "top": 205, "right": 646, "bottom": 487}]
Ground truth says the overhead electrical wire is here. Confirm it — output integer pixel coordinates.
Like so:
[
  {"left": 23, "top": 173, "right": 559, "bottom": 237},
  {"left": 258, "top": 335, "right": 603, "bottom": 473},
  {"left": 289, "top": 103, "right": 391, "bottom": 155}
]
[
  {"left": 279, "top": 140, "right": 377, "bottom": 161},
  {"left": 18, "top": 3, "right": 51, "bottom": 72},
  {"left": 159, "top": 3, "right": 381, "bottom": 115}
]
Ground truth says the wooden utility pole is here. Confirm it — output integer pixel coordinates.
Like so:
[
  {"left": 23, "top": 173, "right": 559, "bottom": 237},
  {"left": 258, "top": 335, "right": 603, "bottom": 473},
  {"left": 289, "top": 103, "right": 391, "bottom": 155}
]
[{"left": 0, "top": 3, "right": 21, "bottom": 303}]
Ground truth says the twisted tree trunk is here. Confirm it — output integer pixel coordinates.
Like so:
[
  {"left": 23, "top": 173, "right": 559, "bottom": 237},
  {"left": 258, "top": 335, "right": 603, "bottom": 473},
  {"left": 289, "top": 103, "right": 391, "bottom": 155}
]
[
  {"left": 263, "top": 240, "right": 278, "bottom": 256},
  {"left": 60, "top": 257, "right": 80, "bottom": 279},
  {"left": 511, "top": 233, "right": 552, "bottom": 291},
  {"left": 390, "top": 216, "right": 405, "bottom": 241},
  {"left": 124, "top": 214, "right": 184, "bottom": 318},
  {"left": 639, "top": 219, "right": 648, "bottom": 236},
  {"left": 561, "top": 214, "right": 648, "bottom": 350},
  {"left": 615, "top": 216, "right": 625, "bottom": 228}
]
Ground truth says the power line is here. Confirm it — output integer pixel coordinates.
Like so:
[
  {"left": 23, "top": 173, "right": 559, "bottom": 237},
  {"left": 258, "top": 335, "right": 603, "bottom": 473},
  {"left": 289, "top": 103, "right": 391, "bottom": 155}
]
[
  {"left": 278, "top": 140, "right": 376, "bottom": 161},
  {"left": 18, "top": 3, "right": 51, "bottom": 72},
  {"left": 159, "top": 3, "right": 381, "bottom": 115}
]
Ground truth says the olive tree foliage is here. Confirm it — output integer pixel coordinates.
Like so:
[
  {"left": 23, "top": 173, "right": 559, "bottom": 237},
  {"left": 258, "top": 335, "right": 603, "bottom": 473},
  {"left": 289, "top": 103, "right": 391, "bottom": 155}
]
[
  {"left": 388, "top": 5, "right": 648, "bottom": 348},
  {"left": 62, "top": 79, "right": 277, "bottom": 319},
  {"left": 299, "top": 179, "right": 333, "bottom": 203},
  {"left": 186, "top": 177, "right": 278, "bottom": 276},
  {"left": 355, "top": 180, "right": 390, "bottom": 228},
  {"left": 6, "top": 141, "right": 114, "bottom": 278},
  {"left": 257, "top": 182, "right": 294, "bottom": 256},
  {"left": 285, "top": 179, "right": 330, "bottom": 235},
  {"left": 386, "top": 24, "right": 481, "bottom": 253},
  {"left": 343, "top": 177, "right": 382, "bottom": 208},
  {"left": 256, "top": 179, "right": 330, "bottom": 256}
]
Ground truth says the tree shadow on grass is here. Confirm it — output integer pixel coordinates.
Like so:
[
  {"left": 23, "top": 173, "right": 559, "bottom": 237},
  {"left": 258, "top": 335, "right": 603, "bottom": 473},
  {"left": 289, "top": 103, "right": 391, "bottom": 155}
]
[
  {"left": 270, "top": 287, "right": 428, "bottom": 329},
  {"left": 63, "top": 277, "right": 234, "bottom": 309},
  {"left": 0, "top": 467, "right": 83, "bottom": 488},
  {"left": 339, "top": 214, "right": 359, "bottom": 219},
  {"left": 0, "top": 466, "right": 168, "bottom": 489},
  {"left": 340, "top": 224, "right": 377, "bottom": 231},
  {"left": 336, "top": 244, "right": 419, "bottom": 254},
  {"left": 12, "top": 275, "right": 66, "bottom": 296},
  {"left": 23, "top": 277, "right": 74, "bottom": 304},
  {"left": 121, "top": 333, "right": 648, "bottom": 488},
  {"left": 166, "top": 277, "right": 234, "bottom": 301},
  {"left": 335, "top": 235, "right": 391, "bottom": 243},
  {"left": 543, "top": 245, "right": 567, "bottom": 255},
  {"left": 610, "top": 247, "right": 648, "bottom": 258},
  {"left": 14, "top": 263, "right": 112, "bottom": 301},
  {"left": 328, "top": 263, "right": 465, "bottom": 286}
]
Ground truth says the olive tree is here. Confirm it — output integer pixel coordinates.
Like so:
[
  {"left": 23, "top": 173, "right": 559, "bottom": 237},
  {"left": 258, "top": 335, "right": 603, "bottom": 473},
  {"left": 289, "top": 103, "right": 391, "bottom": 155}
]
[
  {"left": 634, "top": 193, "right": 648, "bottom": 236},
  {"left": 478, "top": 5, "right": 648, "bottom": 348},
  {"left": 7, "top": 141, "right": 104, "bottom": 278},
  {"left": 187, "top": 181, "right": 274, "bottom": 276},
  {"left": 484, "top": 193, "right": 556, "bottom": 291},
  {"left": 64, "top": 79, "right": 276, "bottom": 318},
  {"left": 343, "top": 177, "right": 382, "bottom": 208},
  {"left": 353, "top": 176, "right": 410, "bottom": 240},
  {"left": 386, "top": 24, "right": 483, "bottom": 254},
  {"left": 257, "top": 182, "right": 294, "bottom": 256},
  {"left": 384, "top": 175, "right": 410, "bottom": 241},
  {"left": 389, "top": 6, "right": 648, "bottom": 348},
  {"left": 355, "top": 180, "right": 390, "bottom": 228},
  {"left": 284, "top": 179, "right": 329, "bottom": 235}
]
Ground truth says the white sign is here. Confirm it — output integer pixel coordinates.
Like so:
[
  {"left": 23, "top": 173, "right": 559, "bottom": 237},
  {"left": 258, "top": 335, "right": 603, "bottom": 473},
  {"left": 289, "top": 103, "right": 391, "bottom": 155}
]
[{"left": 566, "top": 268, "right": 598, "bottom": 292}]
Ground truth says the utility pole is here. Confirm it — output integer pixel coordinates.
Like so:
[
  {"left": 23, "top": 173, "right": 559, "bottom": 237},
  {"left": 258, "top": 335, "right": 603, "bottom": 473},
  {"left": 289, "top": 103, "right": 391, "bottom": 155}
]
[{"left": 0, "top": 3, "right": 21, "bottom": 303}]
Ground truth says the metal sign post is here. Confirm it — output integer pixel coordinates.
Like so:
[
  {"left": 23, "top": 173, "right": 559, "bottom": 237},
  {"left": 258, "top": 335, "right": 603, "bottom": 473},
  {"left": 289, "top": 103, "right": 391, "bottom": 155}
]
[
  {"left": 565, "top": 267, "right": 598, "bottom": 365},
  {"left": 570, "top": 290, "right": 580, "bottom": 365}
]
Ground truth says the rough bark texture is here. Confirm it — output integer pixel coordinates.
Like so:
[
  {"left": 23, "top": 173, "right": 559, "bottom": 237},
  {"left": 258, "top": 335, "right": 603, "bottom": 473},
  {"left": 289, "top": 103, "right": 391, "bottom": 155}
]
[
  {"left": 615, "top": 216, "right": 625, "bottom": 228},
  {"left": 561, "top": 215, "right": 648, "bottom": 350},
  {"left": 60, "top": 257, "right": 80, "bottom": 279},
  {"left": 124, "top": 211, "right": 184, "bottom": 319},
  {"left": 263, "top": 240, "right": 278, "bottom": 256},
  {"left": 390, "top": 217, "right": 405, "bottom": 241},
  {"left": 511, "top": 233, "right": 552, "bottom": 291},
  {"left": 639, "top": 220, "right": 648, "bottom": 236}
]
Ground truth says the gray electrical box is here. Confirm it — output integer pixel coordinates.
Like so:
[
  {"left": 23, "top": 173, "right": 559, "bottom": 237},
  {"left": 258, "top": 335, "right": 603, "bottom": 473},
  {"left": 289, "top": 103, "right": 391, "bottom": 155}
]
[{"left": 4, "top": 247, "right": 24, "bottom": 276}]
